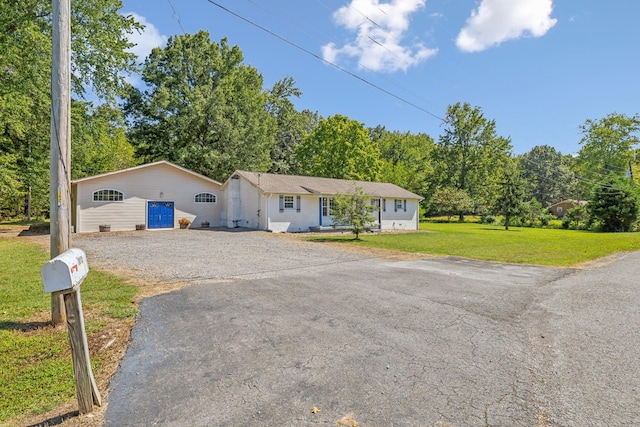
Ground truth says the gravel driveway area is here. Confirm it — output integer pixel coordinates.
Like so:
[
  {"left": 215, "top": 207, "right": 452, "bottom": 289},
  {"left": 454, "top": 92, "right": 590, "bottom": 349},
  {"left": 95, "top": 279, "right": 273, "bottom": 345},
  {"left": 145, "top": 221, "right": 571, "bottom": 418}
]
[
  {"left": 72, "top": 229, "right": 640, "bottom": 426},
  {"left": 75, "top": 228, "right": 368, "bottom": 283}
]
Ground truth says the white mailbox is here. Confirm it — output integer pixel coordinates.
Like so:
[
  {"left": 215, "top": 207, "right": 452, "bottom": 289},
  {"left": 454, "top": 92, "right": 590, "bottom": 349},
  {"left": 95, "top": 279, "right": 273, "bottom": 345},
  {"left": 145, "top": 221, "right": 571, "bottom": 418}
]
[{"left": 41, "top": 248, "right": 89, "bottom": 293}]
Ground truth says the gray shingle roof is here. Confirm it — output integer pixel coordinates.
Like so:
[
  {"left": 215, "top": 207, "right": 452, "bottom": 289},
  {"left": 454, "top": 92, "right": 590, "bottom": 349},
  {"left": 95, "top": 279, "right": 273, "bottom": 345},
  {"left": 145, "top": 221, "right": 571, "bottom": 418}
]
[{"left": 230, "top": 171, "right": 422, "bottom": 199}]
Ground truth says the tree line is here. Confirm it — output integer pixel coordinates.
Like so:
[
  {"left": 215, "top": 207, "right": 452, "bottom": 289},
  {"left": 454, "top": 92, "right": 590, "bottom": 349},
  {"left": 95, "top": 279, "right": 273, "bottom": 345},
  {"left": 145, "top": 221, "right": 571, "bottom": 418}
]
[{"left": 2, "top": 2, "right": 639, "bottom": 230}]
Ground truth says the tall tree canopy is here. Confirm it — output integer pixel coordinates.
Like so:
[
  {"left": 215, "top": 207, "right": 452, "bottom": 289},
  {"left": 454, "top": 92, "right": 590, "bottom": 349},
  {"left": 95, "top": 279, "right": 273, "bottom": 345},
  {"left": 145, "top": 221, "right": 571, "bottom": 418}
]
[
  {"left": 125, "top": 31, "right": 278, "bottom": 181},
  {"left": 372, "top": 127, "right": 435, "bottom": 197},
  {"left": 0, "top": 0, "right": 141, "bottom": 218},
  {"left": 433, "top": 102, "right": 512, "bottom": 212},
  {"left": 294, "top": 114, "right": 381, "bottom": 181},
  {"left": 71, "top": 102, "right": 135, "bottom": 180},
  {"left": 266, "top": 76, "right": 319, "bottom": 174},
  {"left": 576, "top": 113, "right": 640, "bottom": 191},
  {"left": 517, "top": 145, "right": 577, "bottom": 206}
]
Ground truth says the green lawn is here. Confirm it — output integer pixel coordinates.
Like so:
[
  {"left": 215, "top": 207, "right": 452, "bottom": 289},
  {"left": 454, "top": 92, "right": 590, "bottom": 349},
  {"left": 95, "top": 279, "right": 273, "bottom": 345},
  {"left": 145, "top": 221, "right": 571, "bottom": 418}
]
[
  {"left": 309, "top": 222, "right": 640, "bottom": 266},
  {"left": 0, "top": 236, "right": 138, "bottom": 424}
]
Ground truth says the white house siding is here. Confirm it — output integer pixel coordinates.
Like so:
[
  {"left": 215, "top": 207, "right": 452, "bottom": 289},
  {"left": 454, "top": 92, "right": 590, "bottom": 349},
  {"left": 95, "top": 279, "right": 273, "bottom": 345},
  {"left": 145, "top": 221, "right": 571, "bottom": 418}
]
[
  {"left": 225, "top": 176, "right": 262, "bottom": 229},
  {"left": 74, "top": 163, "right": 222, "bottom": 233},
  {"left": 380, "top": 199, "right": 420, "bottom": 230},
  {"left": 265, "top": 195, "right": 320, "bottom": 233}
]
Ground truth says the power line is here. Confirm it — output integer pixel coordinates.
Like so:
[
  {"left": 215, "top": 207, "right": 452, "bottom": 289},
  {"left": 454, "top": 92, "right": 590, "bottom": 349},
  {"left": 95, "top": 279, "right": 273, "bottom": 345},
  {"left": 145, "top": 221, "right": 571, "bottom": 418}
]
[
  {"left": 204, "top": 0, "right": 444, "bottom": 123},
  {"left": 167, "top": 0, "right": 186, "bottom": 34},
  {"left": 201, "top": 1, "right": 635, "bottom": 194}
]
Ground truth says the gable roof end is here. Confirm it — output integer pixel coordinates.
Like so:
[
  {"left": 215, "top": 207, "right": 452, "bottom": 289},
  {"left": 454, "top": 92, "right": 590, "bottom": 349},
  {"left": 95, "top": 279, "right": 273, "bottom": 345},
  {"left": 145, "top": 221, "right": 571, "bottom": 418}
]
[{"left": 71, "top": 161, "right": 223, "bottom": 186}]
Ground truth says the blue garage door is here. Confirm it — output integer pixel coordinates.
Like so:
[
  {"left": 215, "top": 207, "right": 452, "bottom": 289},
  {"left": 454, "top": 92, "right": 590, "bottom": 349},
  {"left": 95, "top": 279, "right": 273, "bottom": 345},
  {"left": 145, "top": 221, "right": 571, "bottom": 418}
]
[{"left": 148, "top": 201, "right": 174, "bottom": 229}]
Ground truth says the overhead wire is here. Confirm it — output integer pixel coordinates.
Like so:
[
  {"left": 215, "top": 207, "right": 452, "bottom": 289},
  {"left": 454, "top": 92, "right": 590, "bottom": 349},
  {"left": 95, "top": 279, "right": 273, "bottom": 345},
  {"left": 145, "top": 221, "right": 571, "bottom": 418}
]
[
  {"left": 204, "top": 0, "right": 444, "bottom": 122},
  {"left": 242, "top": 0, "right": 435, "bottom": 110},
  {"left": 203, "top": 0, "right": 636, "bottom": 194},
  {"left": 207, "top": 0, "right": 640, "bottom": 191}
]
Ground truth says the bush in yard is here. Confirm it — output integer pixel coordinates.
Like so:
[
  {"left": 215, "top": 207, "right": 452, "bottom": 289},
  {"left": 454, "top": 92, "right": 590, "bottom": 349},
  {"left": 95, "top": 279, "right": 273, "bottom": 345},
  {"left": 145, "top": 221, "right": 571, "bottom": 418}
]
[{"left": 588, "top": 179, "right": 639, "bottom": 232}]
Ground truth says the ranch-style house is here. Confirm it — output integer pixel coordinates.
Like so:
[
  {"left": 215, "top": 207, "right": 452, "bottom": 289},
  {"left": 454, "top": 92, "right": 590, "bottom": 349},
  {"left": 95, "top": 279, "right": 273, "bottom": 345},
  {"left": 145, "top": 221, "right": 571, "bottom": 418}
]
[{"left": 71, "top": 161, "right": 422, "bottom": 233}]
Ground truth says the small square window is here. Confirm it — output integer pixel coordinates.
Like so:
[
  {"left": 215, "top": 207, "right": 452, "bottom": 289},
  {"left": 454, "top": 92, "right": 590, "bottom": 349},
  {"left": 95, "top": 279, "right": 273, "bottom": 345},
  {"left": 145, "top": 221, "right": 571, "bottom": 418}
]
[{"left": 284, "top": 195, "right": 295, "bottom": 209}]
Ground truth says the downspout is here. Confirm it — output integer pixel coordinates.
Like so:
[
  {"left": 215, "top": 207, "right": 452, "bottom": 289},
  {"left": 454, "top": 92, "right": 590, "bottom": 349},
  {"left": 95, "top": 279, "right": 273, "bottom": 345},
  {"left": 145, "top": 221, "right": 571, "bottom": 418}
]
[{"left": 265, "top": 193, "right": 272, "bottom": 231}]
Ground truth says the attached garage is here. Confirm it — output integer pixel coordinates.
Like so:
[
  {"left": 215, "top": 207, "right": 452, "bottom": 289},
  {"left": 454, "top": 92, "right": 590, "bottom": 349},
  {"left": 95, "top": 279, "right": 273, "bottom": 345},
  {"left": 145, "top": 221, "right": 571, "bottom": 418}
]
[{"left": 72, "top": 161, "right": 223, "bottom": 233}]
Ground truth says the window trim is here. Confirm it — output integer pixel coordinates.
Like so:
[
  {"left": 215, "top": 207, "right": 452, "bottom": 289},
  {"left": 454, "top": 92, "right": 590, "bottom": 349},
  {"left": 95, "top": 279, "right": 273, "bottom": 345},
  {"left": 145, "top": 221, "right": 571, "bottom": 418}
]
[
  {"left": 394, "top": 199, "right": 407, "bottom": 212},
  {"left": 283, "top": 195, "right": 295, "bottom": 210},
  {"left": 194, "top": 192, "right": 217, "bottom": 204},
  {"left": 322, "top": 197, "right": 336, "bottom": 217},
  {"left": 92, "top": 188, "right": 124, "bottom": 202}
]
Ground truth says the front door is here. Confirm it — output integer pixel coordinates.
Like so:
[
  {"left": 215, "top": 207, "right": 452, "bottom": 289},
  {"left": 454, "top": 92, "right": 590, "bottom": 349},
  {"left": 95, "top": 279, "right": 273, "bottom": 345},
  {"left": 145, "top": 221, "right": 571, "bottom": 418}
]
[{"left": 148, "top": 201, "right": 174, "bottom": 229}]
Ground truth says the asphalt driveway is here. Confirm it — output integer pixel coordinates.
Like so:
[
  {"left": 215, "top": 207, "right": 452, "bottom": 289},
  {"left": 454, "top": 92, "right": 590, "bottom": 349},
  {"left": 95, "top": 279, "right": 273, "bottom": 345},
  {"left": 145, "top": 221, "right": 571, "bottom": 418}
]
[{"left": 74, "top": 229, "right": 640, "bottom": 426}]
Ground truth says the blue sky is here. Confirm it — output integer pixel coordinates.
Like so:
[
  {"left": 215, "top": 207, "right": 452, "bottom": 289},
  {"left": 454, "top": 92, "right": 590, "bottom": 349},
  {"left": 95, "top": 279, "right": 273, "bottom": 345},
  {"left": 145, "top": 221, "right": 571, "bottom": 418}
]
[{"left": 120, "top": 0, "right": 640, "bottom": 155}]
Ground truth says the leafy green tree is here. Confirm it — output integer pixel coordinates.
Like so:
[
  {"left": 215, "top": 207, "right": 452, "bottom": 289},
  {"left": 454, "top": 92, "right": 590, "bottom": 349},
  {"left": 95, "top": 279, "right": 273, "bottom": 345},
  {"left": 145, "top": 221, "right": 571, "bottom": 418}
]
[
  {"left": 493, "top": 166, "right": 527, "bottom": 230},
  {"left": 295, "top": 114, "right": 381, "bottom": 181},
  {"left": 373, "top": 127, "right": 435, "bottom": 197},
  {"left": 518, "top": 197, "right": 545, "bottom": 227},
  {"left": 518, "top": 145, "right": 577, "bottom": 207},
  {"left": 433, "top": 102, "right": 512, "bottom": 220},
  {"left": 588, "top": 179, "right": 639, "bottom": 232},
  {"left": 266, "top": 77, "right": 319, "bottom": 174},
  {"left": 71, "top": 102, "right": 136, "bottom": 179},
  {"left": 125, "top": 32, "right": 277, "bottom": 181},
  {"left": 330, "top": 186, "right": 378, "bottom": 240},
  {"left": 0, "top": 0, "right": 140, "bottom": 218},
  {"left": 562, "top": 205, "right": 590, "bottom": 230},
  {"left": 0, "top": 154, "right": 24, "bottom": 219},
  {"left": 576, "top": 113, "right": 640, "bottom": 193},
  {"left": 428, "top": 187, "right": 473, "bottom": 221}
]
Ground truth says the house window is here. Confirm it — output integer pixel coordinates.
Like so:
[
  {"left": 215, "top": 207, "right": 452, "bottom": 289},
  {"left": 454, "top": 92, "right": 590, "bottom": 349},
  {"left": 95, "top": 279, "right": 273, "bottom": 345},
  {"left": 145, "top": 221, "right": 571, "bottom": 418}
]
[
  {"left": 279, "top": 195, "right": 301, "bottom": 212},
  {"left": 195, "top": 192, "right": 216, "bottom": 204},
  {"left": 557, "top": 207, "right": 563, "bottom": 213},
  {"left": 394, "top": 199, "right": 407, "bottom": 212},
  {"left": 322, "top": 197, "right": 336, "bottom": 216},
  {"left": 284, "top": 195, "right": 295, "bottom": 209},
  {"left": 93, "top": 189, "right": 123, "bottom": 202}
]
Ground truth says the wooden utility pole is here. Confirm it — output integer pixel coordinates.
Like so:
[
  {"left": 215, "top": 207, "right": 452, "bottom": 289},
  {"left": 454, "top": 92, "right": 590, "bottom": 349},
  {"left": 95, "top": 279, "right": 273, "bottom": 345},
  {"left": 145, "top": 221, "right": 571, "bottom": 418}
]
[{"left": 50, "top": 0, "right": 71, "bottom": 325}]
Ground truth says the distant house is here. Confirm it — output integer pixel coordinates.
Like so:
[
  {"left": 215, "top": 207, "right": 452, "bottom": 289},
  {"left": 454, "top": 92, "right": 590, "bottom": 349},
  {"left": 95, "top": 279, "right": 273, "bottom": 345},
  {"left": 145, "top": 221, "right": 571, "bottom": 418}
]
[
  {"left": 548, "top": 199, "right": 587, "bottom": 218},
  {"left": 71, "top": 162, "right": 423, "bottom": 233}
]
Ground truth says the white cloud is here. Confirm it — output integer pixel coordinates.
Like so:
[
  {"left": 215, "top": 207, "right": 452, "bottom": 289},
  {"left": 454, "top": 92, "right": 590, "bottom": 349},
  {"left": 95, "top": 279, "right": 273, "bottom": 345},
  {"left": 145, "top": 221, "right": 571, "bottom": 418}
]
[
  {"left": 456, "top": 0, "right": 557, "bottom": 52},
  {"left": 322, "top": 0, "right": 437, "bottom": 73},
  {"left": 123, "top": 12, "right": 168, "bottom": 62}
]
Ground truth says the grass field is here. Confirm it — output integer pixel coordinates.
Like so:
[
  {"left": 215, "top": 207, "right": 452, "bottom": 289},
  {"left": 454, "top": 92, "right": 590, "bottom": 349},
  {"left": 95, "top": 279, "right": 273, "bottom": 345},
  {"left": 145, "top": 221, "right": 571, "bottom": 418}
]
[
  {"left": 0, "top": 234, "right": 138, "bottom": 426},
  {"left": 309, "top": 222, "right": 640, "bottom": 266}
]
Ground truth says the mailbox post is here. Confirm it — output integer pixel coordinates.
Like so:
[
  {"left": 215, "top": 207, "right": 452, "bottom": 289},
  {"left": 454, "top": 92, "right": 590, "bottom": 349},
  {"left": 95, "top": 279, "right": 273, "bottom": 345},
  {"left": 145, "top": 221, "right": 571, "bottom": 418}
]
[{"left": 41, "top": 248, "right": 101, "bottom": 414}]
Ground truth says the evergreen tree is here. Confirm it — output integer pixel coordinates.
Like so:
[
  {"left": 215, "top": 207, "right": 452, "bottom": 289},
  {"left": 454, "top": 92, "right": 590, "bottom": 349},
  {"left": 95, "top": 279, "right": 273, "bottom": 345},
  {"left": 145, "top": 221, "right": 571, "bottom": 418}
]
[
  {"left": 588, "top": 179, "right": 639, "bottom": 232},
  {"left": 493, "top": 166, "right": 527, "bottom": 230}
]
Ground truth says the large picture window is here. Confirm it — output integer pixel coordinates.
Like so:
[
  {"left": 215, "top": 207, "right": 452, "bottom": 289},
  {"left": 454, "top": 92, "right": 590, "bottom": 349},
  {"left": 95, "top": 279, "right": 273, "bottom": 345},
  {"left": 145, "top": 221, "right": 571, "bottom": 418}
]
[
  {"left": 195, "top": 192, "right": 216, "bottom": 204},
  {"left": 92, "top": 189, "right": 123, "bottom": 202}
]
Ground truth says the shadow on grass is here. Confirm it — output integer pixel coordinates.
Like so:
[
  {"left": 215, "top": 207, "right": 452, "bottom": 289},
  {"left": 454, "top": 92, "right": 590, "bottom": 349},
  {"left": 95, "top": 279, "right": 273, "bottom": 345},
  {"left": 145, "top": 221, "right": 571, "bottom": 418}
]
[
  {"left": 478, "top": 227, "right": 523, "bottom": 232},
  {"left": 26, "top": 411, "right": 79, "bottom": 427},
  {"left": 308, "top": 237, "right": 360, "bottom": 243},
  {"left": 0, "top": 320, "right": 53, "bottom": 332}
]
